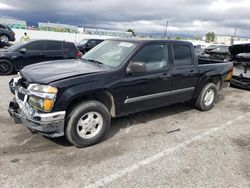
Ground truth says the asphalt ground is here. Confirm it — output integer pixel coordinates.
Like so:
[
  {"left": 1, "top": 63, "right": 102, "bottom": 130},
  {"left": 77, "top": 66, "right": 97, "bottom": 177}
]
[{"left": 0, "top": 75, "right": 249, "bottom": 188}]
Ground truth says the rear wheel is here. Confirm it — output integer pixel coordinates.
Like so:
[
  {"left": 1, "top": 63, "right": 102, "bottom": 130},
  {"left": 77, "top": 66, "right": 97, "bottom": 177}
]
[
  {"left": 0, "top": 60, "right": 14, "bottom": 75},
  {"left": 195, "top": 83, "right": 217, "bottom": 111},
  {"left": 65, "top": 101, "right": 111, "bottom": 147},
  {"left": 0, "top": 35, "right": 9, "bottom": 44}
]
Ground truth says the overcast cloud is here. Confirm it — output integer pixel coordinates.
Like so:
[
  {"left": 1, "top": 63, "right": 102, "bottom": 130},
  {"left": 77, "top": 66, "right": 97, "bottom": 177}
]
[{"left": 0, "top": 0, "right": 250, "bottom": 37}]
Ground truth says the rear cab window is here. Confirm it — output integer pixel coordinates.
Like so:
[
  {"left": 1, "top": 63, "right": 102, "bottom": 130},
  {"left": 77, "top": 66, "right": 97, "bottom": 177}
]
[{"left": 172, "top": 44, "right": 193, "bottom": 67}]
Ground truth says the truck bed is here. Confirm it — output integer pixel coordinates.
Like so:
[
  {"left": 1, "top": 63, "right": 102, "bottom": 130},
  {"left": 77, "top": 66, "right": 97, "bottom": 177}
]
[{"left": 198, "top": 57, "right": 226, "bottom": 65}]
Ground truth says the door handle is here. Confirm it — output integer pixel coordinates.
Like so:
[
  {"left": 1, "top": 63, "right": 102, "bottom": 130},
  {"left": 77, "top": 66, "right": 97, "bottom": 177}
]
[{"left": 160, "top": 74, "right": 170, "bottom": 80}]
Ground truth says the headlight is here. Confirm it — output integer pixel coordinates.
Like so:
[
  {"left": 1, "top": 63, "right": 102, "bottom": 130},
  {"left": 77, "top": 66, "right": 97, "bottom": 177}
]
[
  {"left": 28, "top": 84, "right": 58, "bottom": 94},
  {"left": 27, "top": 84, "right": 58, "bottom": 112},
  {"left": 28, "top": 96, "right": 55, "bottom": 112}
]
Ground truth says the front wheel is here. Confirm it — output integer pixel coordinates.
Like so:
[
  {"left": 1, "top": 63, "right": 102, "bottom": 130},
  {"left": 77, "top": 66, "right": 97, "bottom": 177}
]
[
  {"left": 65, "top": 101, "right": 111, "bottom": 147},
  {"left": 195, "top": 83, "right": 217, "bottom": 111}
]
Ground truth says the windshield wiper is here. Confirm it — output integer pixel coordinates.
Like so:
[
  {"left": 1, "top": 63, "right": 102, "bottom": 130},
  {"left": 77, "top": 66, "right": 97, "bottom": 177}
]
[{"left": 84, "top": 59, "right": 103, "bottom": 66}]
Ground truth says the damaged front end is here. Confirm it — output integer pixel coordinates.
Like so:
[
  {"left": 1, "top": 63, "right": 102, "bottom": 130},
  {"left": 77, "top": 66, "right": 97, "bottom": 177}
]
[
  {"left": 229, "top": 44, "right": 250, "bottom": 90},
  {"left": 8, "top": 73, "right": 66, "bottom": 137}
]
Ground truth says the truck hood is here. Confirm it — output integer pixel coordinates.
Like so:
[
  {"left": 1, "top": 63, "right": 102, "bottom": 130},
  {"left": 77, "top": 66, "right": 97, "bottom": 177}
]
[
  {"left": 20, "top": 59, "right": 108, "bottom": 84},
  {"left": 229, "top": 43, "right": 250, "bottom": 56}
]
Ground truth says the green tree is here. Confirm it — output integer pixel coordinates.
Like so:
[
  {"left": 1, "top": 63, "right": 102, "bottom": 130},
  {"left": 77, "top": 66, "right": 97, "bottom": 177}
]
[
  {"left": 206, "top": 32, "right": 216, "bottom": 42},
  {"left": 127, "top": 29, "right": 135, "bottom": 37}
]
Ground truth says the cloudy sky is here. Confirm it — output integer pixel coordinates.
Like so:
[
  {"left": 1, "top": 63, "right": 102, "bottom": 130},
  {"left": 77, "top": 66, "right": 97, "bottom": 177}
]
[{"left": 0, "top": 0, "right": 250, "bottom": 37}]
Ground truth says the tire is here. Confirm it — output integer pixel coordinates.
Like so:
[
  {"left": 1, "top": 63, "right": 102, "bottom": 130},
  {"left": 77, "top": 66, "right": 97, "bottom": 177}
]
[
  {"left": 0, "top": 35, "right": 9, "bottom": 44},
  {"left": 195, "top": 83, "right": 217, "bottom": 111},
  {"left": 0, "top": 60, "right": 14, "bottom": 75},
  {"left": 65, "top": 100, "right": 111, "bottom": 147}
]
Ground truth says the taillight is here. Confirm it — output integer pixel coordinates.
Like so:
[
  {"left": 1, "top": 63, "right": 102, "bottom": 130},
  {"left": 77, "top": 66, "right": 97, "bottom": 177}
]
[
  {"left": 225, "top": 67, "right": 234, "bottom": 81},
  {"left": 76, "top": 50, "right": 82, "bottom": 58}
]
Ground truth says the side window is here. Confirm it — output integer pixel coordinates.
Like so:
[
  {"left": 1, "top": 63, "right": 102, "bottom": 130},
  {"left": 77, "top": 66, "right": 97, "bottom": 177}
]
[
  {"left": 173, "top": 44, "right": 193, "bottom": 66},
  {"left": 46, "top": 42, "right": 62, "bottom": 51},
  {"left": 63, "top": 42, "right": 75, "bottom": 51},
  {"left": 133, "top": 44, "right": 167, "bottom": 72},
  {"left": 87, "top": 40, "right": 96, "bottom": 47},
  {"left": 25, "top": 42, "right": 44, "bottom": 51}
]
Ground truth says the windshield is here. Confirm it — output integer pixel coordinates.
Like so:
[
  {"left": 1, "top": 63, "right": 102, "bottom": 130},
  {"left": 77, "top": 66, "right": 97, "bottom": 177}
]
[
  {"left": 82, "top": 40, "right": 138, "bottom": 68},
  {"left": 7, "top": 42, "right": 28, "bottom": 51},
  {"left": 78, "top": 40, "right": 89, "bottom": 46}
]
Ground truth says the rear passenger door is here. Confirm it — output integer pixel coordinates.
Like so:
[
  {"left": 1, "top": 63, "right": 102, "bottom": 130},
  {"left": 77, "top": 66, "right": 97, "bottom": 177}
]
[
  {"left": 170, "top": 43, "right": 199, "bottom": 103},
  {"left": 44, "top": 41, "right": 63, "bottom": 61}
]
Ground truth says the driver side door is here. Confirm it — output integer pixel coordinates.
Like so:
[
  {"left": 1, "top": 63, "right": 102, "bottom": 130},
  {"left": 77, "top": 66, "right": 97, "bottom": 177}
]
[
  {"left": 15, "top": 41, "right": 45, "bottom": 69},
  {"left": 116, "top": 43, "right": 172, "bottom": 115}
]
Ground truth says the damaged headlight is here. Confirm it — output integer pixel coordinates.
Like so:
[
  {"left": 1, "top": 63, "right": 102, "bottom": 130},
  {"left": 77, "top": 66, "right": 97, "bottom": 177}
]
[{"left": 27, "top": 84, "right": 58, "bottom": 112}]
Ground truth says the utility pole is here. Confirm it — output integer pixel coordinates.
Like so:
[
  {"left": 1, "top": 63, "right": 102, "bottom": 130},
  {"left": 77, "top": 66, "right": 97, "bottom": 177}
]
[
  {"left": 233, "top": 28, "right": 237, "bottom": 38},
  {"left": 231, "top": 28, "right": 237, "bottom": 45},
  {"left": 164, "top": 21, "right": 168, "bottom": 38},
  {"left": 93, "top": 16, "right": 96, "bottom": 29}
]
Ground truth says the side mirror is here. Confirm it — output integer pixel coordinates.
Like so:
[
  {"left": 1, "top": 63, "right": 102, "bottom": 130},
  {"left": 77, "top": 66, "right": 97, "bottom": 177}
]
[
  {"left": 127, "top": 62, "right": 146, "bottom": 74},
  {"left": 19, "top": 48, "right": 27, "bottom": 54}
]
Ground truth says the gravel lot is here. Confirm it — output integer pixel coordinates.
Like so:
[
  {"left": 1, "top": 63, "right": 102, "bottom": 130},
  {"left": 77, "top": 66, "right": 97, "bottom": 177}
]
[{"left": 0, "top": 75, "right": 249, "bottom": 188}]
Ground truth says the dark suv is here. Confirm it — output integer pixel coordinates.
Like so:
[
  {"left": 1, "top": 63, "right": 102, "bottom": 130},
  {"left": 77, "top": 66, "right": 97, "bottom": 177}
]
[
  {"left": 77, "top": 39, "right": 104, "bottom": 54},
  {"left": 0, "top": 40, "right": 81, "bottom": 75},
  {"left": 0, "top": 24, "right": 15, "bottom": 46}
]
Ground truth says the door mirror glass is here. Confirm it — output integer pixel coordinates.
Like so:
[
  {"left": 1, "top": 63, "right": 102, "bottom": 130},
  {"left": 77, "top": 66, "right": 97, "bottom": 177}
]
[
  {"left": 19, "top": 48, "right": 27, "bottom": 54},
  {"left": 127, "top": 62, "right": 146, "bottom": 74}
]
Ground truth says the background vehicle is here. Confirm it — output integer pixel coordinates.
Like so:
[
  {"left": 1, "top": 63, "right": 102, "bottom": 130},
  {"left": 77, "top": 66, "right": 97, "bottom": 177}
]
[
  {"left": 8, "top": 39, "right": 233, "bottom": 147},
  {"left": 229, "top": 43, "right": 250, "bottom": 89},
  {"left": 202, "top": 45, "right": 230, "bottom": 61},
  {"left": 0, "top": 40, "right": 81, "bottom": 75},
  {"left": 77, "top": 39, "right": 104, "bottom": 54},
  {"left": 194, "top": 45, "right": 204, "bottom": 57},
  {"left": 0, "top": 24, "right": 15, "bottom": 45},
  {"left": 204, "top": 45, "right": 219, "bottom": 54}
]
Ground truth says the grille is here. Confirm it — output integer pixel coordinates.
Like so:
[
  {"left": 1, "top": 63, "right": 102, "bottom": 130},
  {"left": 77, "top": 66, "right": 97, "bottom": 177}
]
[{"left": 17, "top": 92, "right": 25, "bottom": 101}]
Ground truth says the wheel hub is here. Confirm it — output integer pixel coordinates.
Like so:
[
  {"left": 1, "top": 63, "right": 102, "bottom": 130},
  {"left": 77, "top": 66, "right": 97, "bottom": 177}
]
[
  {"left": 204, "top": 89, "right": 215, "bottom": 106},
  {"left": 0, "top": 62, "right": 9, "bottom": 73},
  {"left": 0, "top": 35, "right": 9, "bottom": 43},
  {"left": 76, "top": 112, "right": 103, "bottom": 139}
]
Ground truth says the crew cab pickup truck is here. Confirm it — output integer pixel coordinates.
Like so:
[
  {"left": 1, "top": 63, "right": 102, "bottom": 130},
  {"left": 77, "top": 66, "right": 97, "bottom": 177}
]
[{"left": 8, "top": 39, "right": 233, "bottom": 147}]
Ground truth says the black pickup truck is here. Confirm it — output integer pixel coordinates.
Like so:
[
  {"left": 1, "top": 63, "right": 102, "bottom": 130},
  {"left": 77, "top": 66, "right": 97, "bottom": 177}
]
[{"left": 8, "top": 39, "right": 233, "bottom": 147}]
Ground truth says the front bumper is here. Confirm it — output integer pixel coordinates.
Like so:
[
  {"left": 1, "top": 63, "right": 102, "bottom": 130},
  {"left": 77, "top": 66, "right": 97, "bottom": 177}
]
[
  {"left": 8, "top": 100, "right": 65, "bottom": 137},
  {"left": 8, "top": 75, "right": 66, "bottom": 137}
]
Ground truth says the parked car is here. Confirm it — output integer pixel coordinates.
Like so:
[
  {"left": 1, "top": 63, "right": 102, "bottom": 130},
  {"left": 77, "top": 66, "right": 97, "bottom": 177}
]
[
  {"left": 0, "top": 24, "right": 15, "bottom": 45},
  {"left": 8, "top": 39, "right": 233, "bottom": 147},
  {"left": 229, "top": 43, "right": 250, "bottom": 90},
  {"left": 77, "top": 39, "right": 104, "bottom": 54},
  {"left": 0, "top": 40, "right": 81, "bottom": 75}
]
